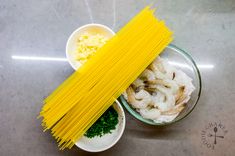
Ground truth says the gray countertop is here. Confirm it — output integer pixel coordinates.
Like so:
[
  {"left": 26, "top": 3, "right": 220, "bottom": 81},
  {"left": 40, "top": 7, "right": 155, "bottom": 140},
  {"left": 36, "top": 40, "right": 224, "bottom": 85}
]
[{"left": 0, "top": 0, "right": 235, "bottom": 156}]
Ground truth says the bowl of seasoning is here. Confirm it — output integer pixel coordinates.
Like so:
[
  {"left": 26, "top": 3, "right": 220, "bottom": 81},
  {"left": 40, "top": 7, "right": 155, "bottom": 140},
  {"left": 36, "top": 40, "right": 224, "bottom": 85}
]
[
  {"left": 75, "top": 100, "right": 126, "bottom": 152},
  {"left": 67, "top": 24, "right": 125, "bottom": 151},
  {"left": 66, "top": 23, "right": 115, "bottom": 70}
]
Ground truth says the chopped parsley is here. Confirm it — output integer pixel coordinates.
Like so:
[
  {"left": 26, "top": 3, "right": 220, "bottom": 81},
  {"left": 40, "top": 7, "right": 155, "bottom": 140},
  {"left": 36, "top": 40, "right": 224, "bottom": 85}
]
[{"left": 84, "top": 106, "right": 118, "bottom": 138}]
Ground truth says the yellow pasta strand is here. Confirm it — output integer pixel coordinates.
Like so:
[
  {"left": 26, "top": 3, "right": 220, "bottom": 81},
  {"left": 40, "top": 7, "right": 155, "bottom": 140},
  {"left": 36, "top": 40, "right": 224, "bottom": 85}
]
[{"left": 39, "top": 6, "right": 173, "bottom": 149}]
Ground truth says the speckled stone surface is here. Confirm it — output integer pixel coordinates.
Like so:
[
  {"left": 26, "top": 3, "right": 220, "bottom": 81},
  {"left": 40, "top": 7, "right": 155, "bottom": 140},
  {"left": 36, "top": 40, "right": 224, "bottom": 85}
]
[{"left": 0, "top": 0, "right": 235, "bottom": 156}]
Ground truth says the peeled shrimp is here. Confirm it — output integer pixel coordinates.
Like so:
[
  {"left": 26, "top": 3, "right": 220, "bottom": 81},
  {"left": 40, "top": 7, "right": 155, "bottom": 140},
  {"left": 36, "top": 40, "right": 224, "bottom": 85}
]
[
  {"left": 139, "top": 108, "right": 161, "bottom": 120},
  {"left": 149, "top": 57, "right": 166, "bottom": 74},
  {"left": 154, "top": 85, "right": 175, "bottom": 111},
  {"left": 149, "top": 61, "right": 168, "bottom": 79},
  {"left": 151, "top": 92, "right": 165, "bottom": 107},
  {"left": 147, "top": 79, "right": 179, "bottom": 94},
  {"left": 174, "top": 70, "right": 195, "bottom": 96},
  {"left": 161, "top": 105, "right": 185, "bottom": 115},
  {"left": 132, "top": 78, "right": 144, "bottom": 88},
  {"left": 150, "top": 57, "right": 177, "bottom": 80},
  {"left": 139, "top": 69, "right": 155, "bottom": 81},
  {"left": 132, "top": 78, "right": 145, "bottom": 91},
  {"left": 126, "top": 87, "right": 152, "bottom": 109}
]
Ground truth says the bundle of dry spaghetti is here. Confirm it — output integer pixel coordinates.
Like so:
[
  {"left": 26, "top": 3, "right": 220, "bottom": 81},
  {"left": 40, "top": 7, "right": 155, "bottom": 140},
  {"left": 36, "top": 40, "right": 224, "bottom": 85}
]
[{"left": 39, "top": 6, "right": 173, "bottom": 149}]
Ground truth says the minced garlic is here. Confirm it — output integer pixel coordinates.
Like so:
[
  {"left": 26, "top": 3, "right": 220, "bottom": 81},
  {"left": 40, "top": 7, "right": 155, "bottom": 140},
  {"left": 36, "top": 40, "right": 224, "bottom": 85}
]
[{"left": 74, "top": 33, "right": 107, "bottom": 65}]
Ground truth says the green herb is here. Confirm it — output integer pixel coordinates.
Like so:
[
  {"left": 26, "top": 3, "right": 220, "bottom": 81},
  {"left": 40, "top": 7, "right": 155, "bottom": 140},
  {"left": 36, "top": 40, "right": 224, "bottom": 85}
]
[{"left": 84, "top": 106, "right": 118, "bottom": 138}]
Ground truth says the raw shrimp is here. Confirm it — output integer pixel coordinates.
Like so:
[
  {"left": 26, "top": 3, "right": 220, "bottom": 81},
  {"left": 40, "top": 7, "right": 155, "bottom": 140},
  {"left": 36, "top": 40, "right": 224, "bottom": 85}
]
[
  {"left": 139, "top": 69, "right": 155, "bottom": 81},
  {"left": 161, "top": 59, "right": 177, "bottom": 79},
  {"left": 175, "top": 86, "right": 186, "bottom": 105},
  {"left": 154, "top": 85, "right": 175, "bottom": 111},
  {"left": 146, "top": 79, "right": 179, "bottom": 94},
  {"left": 153, "top": 114, "right": 179, "bottom": 123},
  {"left": 150, "top": 57, "right": 177, "bottom": 80},
  {"left": 151, "top": 92, "right": 165, "bottom": 107},
  {"left": 132, "top": 78, "right": 144, "bottom": 88},
  {"left": 132, "top": 78, "right": 145, "bottom": 91},
  {"left": 174, "top": 70, "right": 195, "bottom": 96},
  {"left": 126, "top": 87, "right": 152, "bottom": 109},
  {"left": 149, "top": 57, "right": 166, "bottom": 74},
  {"left": 149, "top": 60, "right": 168, "bottom": 79},
  {"left": 161, "top": 104, "right": 185, "bottom": 115},
  {"left": 139, "top": 108, "right": 161, "bottom": 120},
  {"left": 122, "top": 91, "right": 128, "bottom": 100}
]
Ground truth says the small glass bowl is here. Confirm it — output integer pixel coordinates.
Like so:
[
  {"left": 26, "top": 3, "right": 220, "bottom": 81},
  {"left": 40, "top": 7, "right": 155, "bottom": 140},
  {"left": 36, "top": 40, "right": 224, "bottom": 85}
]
[{"left": 118, "top": 44, "right": 202, "bottom": 126}]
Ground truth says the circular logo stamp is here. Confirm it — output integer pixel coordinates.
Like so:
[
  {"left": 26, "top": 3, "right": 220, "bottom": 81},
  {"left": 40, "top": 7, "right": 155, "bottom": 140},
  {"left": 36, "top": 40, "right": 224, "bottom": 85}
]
[{"left": 201, "top": 122, "right": 228, "bottom": 150}]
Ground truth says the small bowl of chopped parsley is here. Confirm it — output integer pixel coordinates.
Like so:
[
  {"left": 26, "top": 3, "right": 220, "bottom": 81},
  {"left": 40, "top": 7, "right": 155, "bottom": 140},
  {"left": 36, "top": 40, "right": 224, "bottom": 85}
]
[{"left": 75, "top": 100, "right": 126, "bottom": 152}]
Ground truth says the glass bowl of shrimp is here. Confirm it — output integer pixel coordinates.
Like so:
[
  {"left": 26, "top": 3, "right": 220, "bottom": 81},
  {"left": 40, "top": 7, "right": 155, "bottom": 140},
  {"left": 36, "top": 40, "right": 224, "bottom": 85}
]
[{"left": 118, "top": 44, "right": 201, "bottom": 126}]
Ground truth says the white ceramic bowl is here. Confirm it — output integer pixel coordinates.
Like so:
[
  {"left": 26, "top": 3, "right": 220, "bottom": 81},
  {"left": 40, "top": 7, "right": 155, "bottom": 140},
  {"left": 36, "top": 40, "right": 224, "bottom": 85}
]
[
  {"left": 66, "top": 24, "right": 125, "bottom": 152},
  {"left": 66, "top": 23, "right": 115, "bottom": 70},
  {"left": 75, "top": 100, "right": 126, "bottom": 152}
]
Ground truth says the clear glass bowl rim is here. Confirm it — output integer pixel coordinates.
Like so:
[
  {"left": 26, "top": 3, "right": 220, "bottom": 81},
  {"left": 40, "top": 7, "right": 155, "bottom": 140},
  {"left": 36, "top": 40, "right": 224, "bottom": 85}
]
[{"left": 118, "top": 44, "right": 202, "bottom": 126}]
